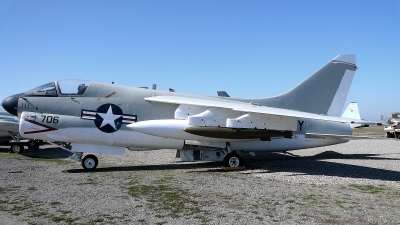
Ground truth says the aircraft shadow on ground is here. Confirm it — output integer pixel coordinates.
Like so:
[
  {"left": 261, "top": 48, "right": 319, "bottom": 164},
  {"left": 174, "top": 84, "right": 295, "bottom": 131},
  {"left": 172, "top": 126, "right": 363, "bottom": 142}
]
[
  {"left": 64, "top": 162, "right": 222, "bottom": 174},
  {"left": 236, "top": 150, "right": 400, "bottom": 182},
  {"left": 3, "top": 145, "right": 400, "bottom": 181},
  {"left": 0, "top": 145, "right": 72, "bottom": 159},
  {"left": 67, "top": 150, "right": 400, "bottom": 182}
]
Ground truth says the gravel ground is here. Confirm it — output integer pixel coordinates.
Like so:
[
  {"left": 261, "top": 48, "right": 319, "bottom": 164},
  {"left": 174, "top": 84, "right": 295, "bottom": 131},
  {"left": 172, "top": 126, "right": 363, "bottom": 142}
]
[{"left": 0, "top": 139, "right": 400, "bottom": 225}]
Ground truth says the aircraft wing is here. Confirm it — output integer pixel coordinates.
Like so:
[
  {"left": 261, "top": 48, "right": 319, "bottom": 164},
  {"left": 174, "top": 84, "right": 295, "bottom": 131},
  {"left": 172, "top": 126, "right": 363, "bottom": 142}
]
[{"left": 144, "top": 95, "right": 377, "bottom": 125}]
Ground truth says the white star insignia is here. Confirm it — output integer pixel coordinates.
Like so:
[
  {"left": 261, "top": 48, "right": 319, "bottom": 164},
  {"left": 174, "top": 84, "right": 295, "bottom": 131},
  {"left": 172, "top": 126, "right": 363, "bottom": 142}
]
[{"left": 97, "top": 105, "right": 122, "bottom": 130}]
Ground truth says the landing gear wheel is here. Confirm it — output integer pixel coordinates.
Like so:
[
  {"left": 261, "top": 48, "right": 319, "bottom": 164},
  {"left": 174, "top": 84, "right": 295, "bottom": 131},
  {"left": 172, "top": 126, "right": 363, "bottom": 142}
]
[
  {"left": 82, "top": 154, "right": 98, "bottom": 170},
  {"left": 27, "top": 140, "right": 40, "bottom": 150},
  {"left": 223, "top": 153, "right": 243, "bottom": 168},
  {"left": 10, "top": 143, "right": 24, "bottom": 153}
]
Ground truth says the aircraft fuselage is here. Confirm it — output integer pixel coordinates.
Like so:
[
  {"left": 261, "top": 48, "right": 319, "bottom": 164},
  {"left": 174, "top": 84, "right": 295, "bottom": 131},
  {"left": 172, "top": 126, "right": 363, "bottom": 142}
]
[{"left": 14, "top": 81, "right": 350, "bottom": 155}]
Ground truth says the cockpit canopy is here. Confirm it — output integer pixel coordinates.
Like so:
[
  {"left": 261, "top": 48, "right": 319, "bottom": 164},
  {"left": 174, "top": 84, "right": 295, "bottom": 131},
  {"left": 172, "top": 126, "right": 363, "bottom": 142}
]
[{"left": 24, "top": 80, "right": 91, "bottom": 96}]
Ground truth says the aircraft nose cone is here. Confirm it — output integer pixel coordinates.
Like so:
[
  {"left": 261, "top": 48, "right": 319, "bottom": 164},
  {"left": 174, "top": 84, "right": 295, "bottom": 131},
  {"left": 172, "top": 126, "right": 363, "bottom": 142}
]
[{"left": 2, "top": 94, "right": 21, "bottom": 116}]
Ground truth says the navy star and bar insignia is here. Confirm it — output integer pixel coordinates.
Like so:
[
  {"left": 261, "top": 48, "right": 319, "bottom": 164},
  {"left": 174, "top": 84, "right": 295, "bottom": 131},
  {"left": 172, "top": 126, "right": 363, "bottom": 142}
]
[{"left": 81, "top": 103, "right": 137, "bottom": 133}]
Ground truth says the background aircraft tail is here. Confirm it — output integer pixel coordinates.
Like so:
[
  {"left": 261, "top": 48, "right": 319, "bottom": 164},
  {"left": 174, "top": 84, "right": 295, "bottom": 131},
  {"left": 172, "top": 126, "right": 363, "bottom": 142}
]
[
  {"left": 251, "top": 54, "right": 357, "bottom": 116},
  {"left": 341, "top": 102, "right": 361, "bottom": 120}
]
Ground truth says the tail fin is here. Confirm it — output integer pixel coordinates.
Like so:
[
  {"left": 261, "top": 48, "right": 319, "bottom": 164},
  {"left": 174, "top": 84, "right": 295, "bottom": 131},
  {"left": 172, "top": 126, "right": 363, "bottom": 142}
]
[
  {"left": 341, "top": 102, "right": 361, "bottom": 120},
  {"left": 255, "top": 54, "right": 357, "bottom": 116}
]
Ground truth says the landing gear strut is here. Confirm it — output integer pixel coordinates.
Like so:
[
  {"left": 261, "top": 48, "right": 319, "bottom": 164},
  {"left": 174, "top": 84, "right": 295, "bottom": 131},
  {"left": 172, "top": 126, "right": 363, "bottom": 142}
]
[{"left": 47, "top": 141, "right": 99, "bottom": 170}]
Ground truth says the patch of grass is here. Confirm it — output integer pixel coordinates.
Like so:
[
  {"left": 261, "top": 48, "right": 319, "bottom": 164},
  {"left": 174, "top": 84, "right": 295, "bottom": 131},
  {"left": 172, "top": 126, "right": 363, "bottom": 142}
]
[
  {"left": 31, "top": 211, "right": 47, "bottom": 217},
  {"left": 0, "top": 186, "right": 22, "bottom": 196},
  {"left": 58, "top": 210, "right": 71, "bottom": 215},
  {"left": 335, "top": 200, "right": 346, "bottom": 209},
  {"left": 63, "top": 217, "right": 78, "bottom": 223},
  {"left": 286, "top": 199, "right": 295, "bottom": 203},
  {"left": 9, "top": 201, "right": 34, "bottom": 211},
  {"left": 51, "top": 216, "right": 65, "bottom": 222},
  {"left": 300, "top": 213, "right": 309, "bottom": 220},
  {"left": 28, "top": 187, "right": 36, "bottom": 191},
  {"left": 195, "top": 214, "right": 208, "bottom": 223},
  {"left": 129, "top": 181, "right": 212, "bottom": 222},
  {"left": 50, "top": 201, "right": 62, "bottom": 206},
  {"left": 90, "top": 218, "right": 104, "bottom": 223},
  {"left": 28, "top": 157, "right": 72, "bottom": 165},
  {"left": 0, "top": 153, "right": 23, "bottom": 158},
  {"left": 348, "top": 184, "right": 386, "bottom": 194},
  {"left": 77, "top": 178, "right": 99, "bottom": 185},
  {"left": 323, "top": 212, "right": 340, "bottom": 219},
  {"left": 352, "top": 126, "right": 385, "bottom": 137}
]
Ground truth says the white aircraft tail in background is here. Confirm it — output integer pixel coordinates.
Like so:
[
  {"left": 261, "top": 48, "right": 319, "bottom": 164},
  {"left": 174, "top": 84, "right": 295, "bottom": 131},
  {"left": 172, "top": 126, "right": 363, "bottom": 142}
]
[
  {"left": 342, "top": 102, "right": 361, "bottom": 120},
  {"left": 342, "top": 102, "right": 377, "bottom": 128}
]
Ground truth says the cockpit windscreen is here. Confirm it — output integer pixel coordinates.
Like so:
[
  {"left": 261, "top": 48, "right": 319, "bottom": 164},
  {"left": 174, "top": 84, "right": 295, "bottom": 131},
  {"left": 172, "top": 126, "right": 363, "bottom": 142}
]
[
  {"left": 23, "top": 80, "right": 91, "bottom": 97},
  {"left": 57, "top": 80, "right": 91, "bottom": 95},
  {"left": 24, "top": 82, "right": 58, "bottom": 97}
]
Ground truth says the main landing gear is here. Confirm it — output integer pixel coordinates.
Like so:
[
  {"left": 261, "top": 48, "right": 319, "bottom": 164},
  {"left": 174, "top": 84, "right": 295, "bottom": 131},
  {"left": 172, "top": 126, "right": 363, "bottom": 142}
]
[
  {"left": 223, "top": 152, "right": 243, "bottom": 168},
  {"left": 82, "top": 155, "right": 98, "bottom": 170},
  {"left": 221, "top": 143, "right": 245, "bottom": 171},
  {"left": 10, "top": 143, "right": 24, "bottom": 153},
  {"left": 70, "top": 152, "right": 98, "bottom": 170},
  {"left": 48, "top": 141, "right": 99, "bottom": 170},
  {"left": 27, "top": 139, "right": 40, "bottom": 150},
  {"left": 9, "top": 140, "right": 40, "bottom": 153}
]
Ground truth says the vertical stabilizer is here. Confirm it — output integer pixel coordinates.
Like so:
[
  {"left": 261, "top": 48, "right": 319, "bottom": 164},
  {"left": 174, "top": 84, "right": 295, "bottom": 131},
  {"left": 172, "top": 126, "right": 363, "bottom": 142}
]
[
  {"left": 253, "top": 54, "right": 357, "bottom": 116},
  {"left": 341, "top": 102, "right": 361, "bottom": 120}
]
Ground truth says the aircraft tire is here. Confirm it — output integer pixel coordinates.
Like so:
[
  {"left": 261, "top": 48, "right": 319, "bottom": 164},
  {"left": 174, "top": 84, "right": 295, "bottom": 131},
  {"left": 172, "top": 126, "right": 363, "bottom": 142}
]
[
  {"left": 10, "top": 143, "right": 24, "bottom": 154},
  {"left": 82, "top": 154, "right": 98, "bottom": 170},
  {"left": 223, "top": 153, "right": 243, "bottom": 167},
  {"left": 386, "top": 132, "right": 394, "bottom": 138},
  {"left": 27, "top": 140, "right": 40, "bottom": 150}
]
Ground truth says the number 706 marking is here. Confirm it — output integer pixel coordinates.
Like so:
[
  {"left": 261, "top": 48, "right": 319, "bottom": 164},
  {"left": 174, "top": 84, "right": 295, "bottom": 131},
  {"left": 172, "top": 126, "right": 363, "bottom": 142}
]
[{"left": 41, "top": 115, "right": 59, "bottom": 124}]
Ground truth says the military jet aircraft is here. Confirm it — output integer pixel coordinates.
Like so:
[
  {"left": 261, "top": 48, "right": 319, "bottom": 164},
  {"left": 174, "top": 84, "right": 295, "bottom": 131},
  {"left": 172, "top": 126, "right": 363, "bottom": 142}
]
[
  {"left": 2, "top": 54, "right": 378, "bottom": 170},
  {"left": 0, "top": 111, "right": 20, "bottom": 143},
  {"left": 0, "top": 111, "right": 40, "bottom": 152}
]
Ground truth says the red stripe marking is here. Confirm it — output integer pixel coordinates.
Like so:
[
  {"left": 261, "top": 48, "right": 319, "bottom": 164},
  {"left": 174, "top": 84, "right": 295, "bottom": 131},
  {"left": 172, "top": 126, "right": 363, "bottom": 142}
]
[
  {"left": 24, "top": 118, "right": 57, "bottom": 134},
  {"left": 123, "top": 118, "right": 136, "bottom": 121}
]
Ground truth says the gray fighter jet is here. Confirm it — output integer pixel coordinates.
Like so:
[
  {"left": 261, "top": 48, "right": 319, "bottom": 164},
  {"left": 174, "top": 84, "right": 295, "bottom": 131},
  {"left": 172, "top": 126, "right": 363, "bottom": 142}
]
[
  {"left": 0, "top": 111, "right": 40, "bottom": 152},
  {"left": 2, "top": 54, "right": 378, "bottom": 170}
]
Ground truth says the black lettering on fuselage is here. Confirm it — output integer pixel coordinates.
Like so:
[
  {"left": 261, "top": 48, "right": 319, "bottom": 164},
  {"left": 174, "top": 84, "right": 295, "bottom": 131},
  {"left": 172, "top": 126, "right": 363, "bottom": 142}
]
[{"left": 298, "top": 120, "right": 304, "bottom": 131}]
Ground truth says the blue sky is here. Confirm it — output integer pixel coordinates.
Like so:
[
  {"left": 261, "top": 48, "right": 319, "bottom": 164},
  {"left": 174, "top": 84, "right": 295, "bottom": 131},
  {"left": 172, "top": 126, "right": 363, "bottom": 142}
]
[{"left": 1, "top": 0, "right": 399, "bottom": 121}]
